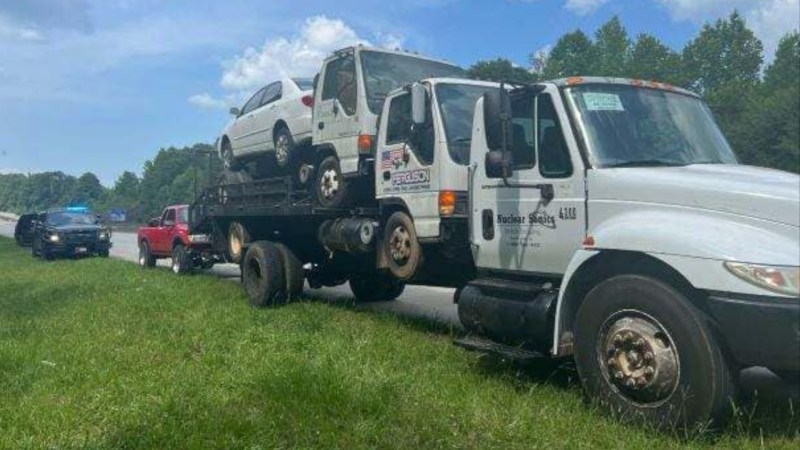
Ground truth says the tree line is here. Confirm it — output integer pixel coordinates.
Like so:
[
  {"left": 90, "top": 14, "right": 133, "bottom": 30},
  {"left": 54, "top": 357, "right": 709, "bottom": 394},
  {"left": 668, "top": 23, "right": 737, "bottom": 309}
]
[
  {"left": 0, "top": 12, "right": 797, "bottom": 220},
  {"left": 469, "top": 12, "right": 799, "bottom": 173}
]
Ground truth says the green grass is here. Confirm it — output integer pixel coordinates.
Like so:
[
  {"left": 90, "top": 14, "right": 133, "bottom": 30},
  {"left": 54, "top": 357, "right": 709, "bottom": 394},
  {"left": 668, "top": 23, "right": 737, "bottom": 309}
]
[{"left": 0, "top": 237, "right": 797, "bottom": 449}]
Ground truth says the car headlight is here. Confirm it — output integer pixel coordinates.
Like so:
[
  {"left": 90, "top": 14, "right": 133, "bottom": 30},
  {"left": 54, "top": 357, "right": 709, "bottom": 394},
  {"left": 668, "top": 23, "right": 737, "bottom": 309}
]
[
  {"left": 98, "top": 231, "right": 109, "bottom": 240},
  {"left": 724, "top": 262, "right": 800, "bottom": 296},
  {"left": 49, "top": 233, "right": 60, "bottom": 242}
]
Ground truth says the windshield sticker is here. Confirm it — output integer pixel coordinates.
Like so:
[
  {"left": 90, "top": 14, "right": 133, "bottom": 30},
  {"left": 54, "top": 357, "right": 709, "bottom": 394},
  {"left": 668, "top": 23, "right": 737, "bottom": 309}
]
[{"left": 582, "top": 92, "right": 624, "bottom": 111}]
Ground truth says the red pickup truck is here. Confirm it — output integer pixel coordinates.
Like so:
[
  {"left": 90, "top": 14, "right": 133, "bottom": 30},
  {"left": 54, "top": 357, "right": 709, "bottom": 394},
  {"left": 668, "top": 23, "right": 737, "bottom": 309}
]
[{"left": 137, "top": 204, "right": 220, "bottom": 273}]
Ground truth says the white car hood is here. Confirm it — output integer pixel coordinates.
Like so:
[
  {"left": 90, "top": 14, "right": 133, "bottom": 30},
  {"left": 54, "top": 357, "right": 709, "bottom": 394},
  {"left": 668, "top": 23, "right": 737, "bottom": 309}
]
[{"left": 589, "top": 164, "right": 800, "bottom": 227}]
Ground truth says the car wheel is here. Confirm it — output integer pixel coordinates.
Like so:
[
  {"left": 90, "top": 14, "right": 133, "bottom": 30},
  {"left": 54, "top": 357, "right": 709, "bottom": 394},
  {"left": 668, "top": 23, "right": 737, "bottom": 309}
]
[
  {"left": 313, "top": 156, "right": 348, "bottom": 208},
  {"left": 349, "top": 272, "right": 405, "bottom": 302},
  {"left": 573, "top": 274, "right": 735, "bottom": 430},
  {"left": 274, "top": 243, "right": 304, "bottom": 301},
  {"left": 171, "top": 244, "right": 192, "bottom": 274},
  {"left": 221, "top": 139, "right": 241, "bottom": 171},
  {"left": 382, "top": 211, "right": 422, "bottom": 281},
  {"left": 228, "top": 222, "right": 250, "bottom": 264},
  {"left": 242, "top": 241, "right": 286, "bottom": 307},
  {"left": 98, "top": 249, "right": 110, "bottom": 258},
  {"left": 139, "top": 241, "right": 156, "bottom": 268},
  {"left": 273, "top": 126, "right": 295, "bottom": 169}
]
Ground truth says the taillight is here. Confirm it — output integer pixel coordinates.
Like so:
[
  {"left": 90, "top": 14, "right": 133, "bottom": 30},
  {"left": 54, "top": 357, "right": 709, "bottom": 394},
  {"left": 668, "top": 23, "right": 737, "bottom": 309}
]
[
  {"left": 358, "top": 134, "right": 374, "bottom": 154},
  {"left": 439, "top": 190, "right": 457, "bottom": 216},
  {"left": 301, "top": 95, "right": 314, "bottom": 107}
]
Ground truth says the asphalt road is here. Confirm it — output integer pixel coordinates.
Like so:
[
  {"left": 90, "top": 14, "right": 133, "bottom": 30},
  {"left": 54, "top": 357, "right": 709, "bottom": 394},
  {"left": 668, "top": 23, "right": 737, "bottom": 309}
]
[{"left": 1, "top": 218, "right": 797, "bottom": 404}]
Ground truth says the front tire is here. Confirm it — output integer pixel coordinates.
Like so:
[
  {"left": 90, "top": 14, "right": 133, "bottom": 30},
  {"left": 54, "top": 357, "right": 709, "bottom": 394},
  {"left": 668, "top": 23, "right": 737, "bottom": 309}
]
[
  {"left": 220, "top": 139, "right": 241, "bottom": 171},
  {"left": 349, "top": 272, "right": 405, "bottom": 302},
  {"left": 382, "top": 212, "right": 422, "bottom": 281},
  {"left": 273, "top": 126, "right": 295, "bottom": 170},
  {"left": 313, "top": 156, "right": 348, "bottom": 208},
  {"left": 573, "top": 274, "right": 734, "bottom": 430}
]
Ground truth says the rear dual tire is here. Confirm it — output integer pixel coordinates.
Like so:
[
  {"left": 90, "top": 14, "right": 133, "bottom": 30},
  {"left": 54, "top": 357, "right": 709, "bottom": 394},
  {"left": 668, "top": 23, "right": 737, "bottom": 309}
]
[
  {"left": 242, "top": 241, "right": 305, "bottom": 307},
  {"left": 349, "top": 272, "right": 405, "bottom": 303}
]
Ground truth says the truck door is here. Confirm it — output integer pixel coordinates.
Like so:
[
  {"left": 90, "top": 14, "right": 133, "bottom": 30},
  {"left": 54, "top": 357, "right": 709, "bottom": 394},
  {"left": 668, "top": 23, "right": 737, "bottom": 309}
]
[
  {"left": 314, "top": 54, "right": 359, "bottom": 171},
  {"left": 471, "top": 87, "right": 585, "bottom": 276},
  {"left": 152, "top": 208, "right": 176, "bottom": 254},
  {"left": 375, "top": 90, "right": 439, "bottom": 237}
]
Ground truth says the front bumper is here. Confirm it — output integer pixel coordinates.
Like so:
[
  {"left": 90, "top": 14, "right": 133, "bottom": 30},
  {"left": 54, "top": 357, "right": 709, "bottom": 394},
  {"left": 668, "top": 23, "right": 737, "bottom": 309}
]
[
  {"left": 705, "top": 292, "right": 800, "bottom": 372},
  {"left": 44, "top": 240, "right": 112, "bottom": 256}
]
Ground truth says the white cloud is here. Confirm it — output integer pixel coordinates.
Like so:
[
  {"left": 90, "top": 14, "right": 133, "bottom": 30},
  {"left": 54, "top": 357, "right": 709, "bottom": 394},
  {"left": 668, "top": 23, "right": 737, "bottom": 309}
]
[
  {"left": 188, "top": 93, "right": 228, "bottom": 110},
  {"left": 0, "top": 17, "right": 45, "bottom": 42},
  {"left": 564, "top": 0, "right": 610, "bottom": 16},
  {"left": 220, "top": 16, "right": 369, "bottom": 92}
]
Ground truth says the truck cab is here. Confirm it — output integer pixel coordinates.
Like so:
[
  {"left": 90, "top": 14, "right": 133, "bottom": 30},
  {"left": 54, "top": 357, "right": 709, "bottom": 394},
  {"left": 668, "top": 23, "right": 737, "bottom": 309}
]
[
  {"left": 309, "top": 46, "right": 464, "bottom": 207},
  {"left": 461, "top": 77, "right": 800, "bottom": 428}
]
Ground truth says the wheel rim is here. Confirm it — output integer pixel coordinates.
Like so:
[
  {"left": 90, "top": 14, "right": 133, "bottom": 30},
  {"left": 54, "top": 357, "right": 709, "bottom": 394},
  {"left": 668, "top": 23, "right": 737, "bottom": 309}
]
[
  {"left": 172, "top": 254, "right": 180, "bottom": 273},
  {"left": 320, "top": 169, "right": 339, "bottom": 200},
  {"left": 275, "top": 134, "right": 290, "bottom": 167},
  {"left": 598, "top": 310, "right": 680, "bottom": 405},
  {"left": 139, "top": 247, "right": 145, "bottom": 266},
  {"left": 223, "top": 145, "right": 234, "bottom": 169},
  {"left": 388, "top": 225, "right": 412, "bottom": 265},
  {"left": 230, "top": 233, "right": 242, "bottom": 258}
]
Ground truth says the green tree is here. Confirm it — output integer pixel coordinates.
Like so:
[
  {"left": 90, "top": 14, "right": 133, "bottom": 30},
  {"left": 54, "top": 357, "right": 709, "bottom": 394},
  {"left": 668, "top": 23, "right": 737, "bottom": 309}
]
[
  {"left": 467, "top": 58, "right": 537, "bottom": 83},
  {"left": 70, "top": 172, "right": 104, "bottom": 205},
  {"left": 627, "top": 33, "right": 685, "bottom": 86},
  {"left": 591, "top": 16, "right": 630, "bottom": 77},
  {"left": 764, "top": 32, "right": 800, "bottom": 89},
  {"left": 542, "top": 30, "right": 594, "bottom": 78}
]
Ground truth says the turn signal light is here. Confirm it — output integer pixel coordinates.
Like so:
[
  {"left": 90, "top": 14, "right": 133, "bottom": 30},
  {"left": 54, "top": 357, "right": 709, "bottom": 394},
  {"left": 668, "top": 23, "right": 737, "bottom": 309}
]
[
  {"left": 358, "top": 134, "right": 374, "bottom": 154},
  {"left": 301, "top": 95, "right": 314, "bottom": 107},
  {"left": 439, "top": 190, "right": 457, "bottom": 216}
]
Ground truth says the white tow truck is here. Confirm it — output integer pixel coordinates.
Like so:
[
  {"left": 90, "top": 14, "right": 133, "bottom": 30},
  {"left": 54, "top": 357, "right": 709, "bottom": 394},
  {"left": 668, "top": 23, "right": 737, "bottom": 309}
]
[{"left": 192, "top": 76, "right": 799, "bottom": 429}]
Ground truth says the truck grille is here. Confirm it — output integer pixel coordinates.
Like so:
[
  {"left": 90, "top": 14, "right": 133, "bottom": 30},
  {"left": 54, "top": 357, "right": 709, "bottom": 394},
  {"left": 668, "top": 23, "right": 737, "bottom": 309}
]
[{"left": 65, "top": 232, "right": 96, "bottom": 244}]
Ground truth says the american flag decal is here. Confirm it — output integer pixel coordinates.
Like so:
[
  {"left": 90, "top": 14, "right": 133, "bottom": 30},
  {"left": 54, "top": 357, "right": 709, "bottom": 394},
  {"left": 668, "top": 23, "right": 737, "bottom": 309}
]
[{"left": 381, "top": 148, "right": 405, "bottom": 170}]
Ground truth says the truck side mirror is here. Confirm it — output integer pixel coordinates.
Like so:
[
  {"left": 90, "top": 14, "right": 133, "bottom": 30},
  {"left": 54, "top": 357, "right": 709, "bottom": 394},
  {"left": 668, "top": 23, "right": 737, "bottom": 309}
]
[
  {"left": 411, "top": 83, "right": 427, "bottom": 125},
  {"left": 485, "top": 150, "right": 514, "bottom": 179},
  {"left": 483, "top": 89, "right": 513, "bottom": 152},
  {"left": 229, "top": 107, "right": 240, "bottom": 116}
]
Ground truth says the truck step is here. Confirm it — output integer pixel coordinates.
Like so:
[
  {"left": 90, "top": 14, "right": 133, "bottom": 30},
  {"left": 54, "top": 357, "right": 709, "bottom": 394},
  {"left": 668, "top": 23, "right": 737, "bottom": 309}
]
[
  {"left": 469, "top": 278, "right": 549, "bottom": 299},
  {"left": 453, "top": 337, "right": 545, "bottom": 362}
]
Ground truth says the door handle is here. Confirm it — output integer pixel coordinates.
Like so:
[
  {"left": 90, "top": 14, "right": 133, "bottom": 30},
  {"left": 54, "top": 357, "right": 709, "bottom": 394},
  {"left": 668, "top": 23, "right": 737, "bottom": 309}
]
[
  {"left": 318, "top": 122, "right": 324, "bottom": 130},
  {"left": 482, "top": 209, "right": 495, "bottom": 240}
]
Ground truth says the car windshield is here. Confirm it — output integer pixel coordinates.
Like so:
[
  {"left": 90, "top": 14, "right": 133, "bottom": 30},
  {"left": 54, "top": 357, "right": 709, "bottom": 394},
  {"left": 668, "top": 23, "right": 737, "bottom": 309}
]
[
  {"left": 361, "top": 50, "right": 465, "bottom": 114},
  {"left": 436, "top": 83, "right": 500, "bottom": 165},
  {"left": 48, "top": 211, "right": 96, "bottom": 226},
  {"left": 566, "top": 85, "right": 738, "bottom": 168},
  {"left": 292, "top": 78, "right": 314, "bottom": 91}
]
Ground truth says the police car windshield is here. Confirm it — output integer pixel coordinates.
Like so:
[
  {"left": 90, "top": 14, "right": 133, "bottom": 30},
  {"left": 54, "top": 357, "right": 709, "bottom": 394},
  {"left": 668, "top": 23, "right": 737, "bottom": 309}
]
[
  {"left": 48, "top": 211, "right": 96, "bottom": 226},
  {"left": 361, "top": 50, "right": 465, "bottom": 114},
  {"left": 566, "top": 84, "right": 738, "bottom": 168},
  {"left": 436, "top": 83, "right": 500, "bottom": 165}
]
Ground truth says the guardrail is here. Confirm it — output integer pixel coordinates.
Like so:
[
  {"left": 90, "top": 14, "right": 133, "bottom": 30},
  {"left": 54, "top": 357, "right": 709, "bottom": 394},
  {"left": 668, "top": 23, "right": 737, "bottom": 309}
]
[{"left": 0, "top": 212, "right": 19, "bottom": 222}]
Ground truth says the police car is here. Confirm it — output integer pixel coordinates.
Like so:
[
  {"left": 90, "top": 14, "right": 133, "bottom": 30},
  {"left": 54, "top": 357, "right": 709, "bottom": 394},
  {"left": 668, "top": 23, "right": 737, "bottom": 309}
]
[{"left": 31, "top": 207, "right": 112, "bottom": 260}]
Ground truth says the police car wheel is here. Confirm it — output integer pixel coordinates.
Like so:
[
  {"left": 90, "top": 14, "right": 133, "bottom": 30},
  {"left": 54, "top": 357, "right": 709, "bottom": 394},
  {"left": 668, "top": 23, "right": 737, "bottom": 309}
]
[
  {"left": 98, "top": 249, "right": 110, "bottom": 258},
  {"left": 382, "top": 211, "right": 421, "bottom": 281}
]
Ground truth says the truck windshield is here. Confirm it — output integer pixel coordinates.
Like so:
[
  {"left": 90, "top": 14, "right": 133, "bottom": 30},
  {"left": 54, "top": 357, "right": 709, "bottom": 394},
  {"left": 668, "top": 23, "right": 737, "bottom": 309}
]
[
  {"left": 566, "top": 85, "right": 738, "bottom": 168},
  {"left": 48, "top": 211, "right": 96, "bottom": 226},
  {"left": 361, "top": 50, "right": 465, "bottom": 114},
  {"left": 436, "top": 83, "right": 500, "bottom": 165}
]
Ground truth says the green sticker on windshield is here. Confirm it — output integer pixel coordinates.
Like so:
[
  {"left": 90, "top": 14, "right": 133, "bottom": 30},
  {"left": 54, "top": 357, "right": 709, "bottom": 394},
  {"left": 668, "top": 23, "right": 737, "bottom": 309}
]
[{"left": 582, "top": 92, "right": 624, "bottom": 111}]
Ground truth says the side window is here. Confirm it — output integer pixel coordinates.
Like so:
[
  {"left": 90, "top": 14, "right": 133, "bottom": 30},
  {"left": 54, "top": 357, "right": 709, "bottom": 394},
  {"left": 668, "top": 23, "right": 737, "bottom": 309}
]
[
  {"left": 386, "top": 94, "right": 411, "bottom": 144},
  {"left": 537, "top": 95, "right": 573, "bottom": 178},
  {"left": 261, "top": 82, "right": 282, "bottom": 106},
  {"left": 241, "top": 88, "right": 266, "bottom": 115},
  {"left": 162, "top": 209, "right": 176, "bottom": 226},
  {"left": 510, "top": 96, "right": 536, "bottom": 169},
  {"left": 321, "top": 55, "right": 357, "bottom": 115}
]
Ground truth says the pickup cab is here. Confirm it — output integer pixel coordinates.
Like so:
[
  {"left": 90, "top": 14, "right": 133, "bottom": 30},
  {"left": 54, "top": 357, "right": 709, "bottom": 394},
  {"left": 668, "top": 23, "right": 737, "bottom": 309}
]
[{"left": 137, "top": 205, "right": 217, "bottom": 273}]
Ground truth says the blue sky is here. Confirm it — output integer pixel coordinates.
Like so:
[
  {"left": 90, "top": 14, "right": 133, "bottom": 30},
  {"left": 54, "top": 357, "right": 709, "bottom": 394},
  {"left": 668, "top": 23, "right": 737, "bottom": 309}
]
[{"left": 0, "top": 0, "right": 797, "bottom": 185}]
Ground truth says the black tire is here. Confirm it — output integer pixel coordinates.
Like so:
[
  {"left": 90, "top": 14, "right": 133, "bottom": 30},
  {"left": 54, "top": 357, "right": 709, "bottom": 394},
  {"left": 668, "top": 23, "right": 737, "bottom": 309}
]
[
  {"left": 31, "top": 239, "right": 39, "bottom": 258},
  {"left": 382, "top": 211, "right": 422, "bottom": 281},
  {"left": 313, "top": 155, "right": 348, "bottom": 208},
  {"left": 573, "top": 274, "right": 735, "bottom": 430},
  {"left": 138, "top": 241, "right": 156, "bottom": 268},
  {"left": 171, "top": 244, "right": 192, "bottom": 275},
  {"left": 98, "top": 249, "right": 110, "bottom": 258},
  {"left": 349, "top": 272, "right": 405, "bottom": 303},
  {"left": 228, "top": 222, "right": 250, "bottom": 264},
  {"left": 220, "top": 139, "right": 241, "bottom": 171},
  {"left": 242, "top": 241, "right": 286, "bottom": 308},
  {"left": 273, "top": 125, "right": 295, "bottom": 170},
  {"left": 274, "top": 243, "right": 304, "bottom": 301}
]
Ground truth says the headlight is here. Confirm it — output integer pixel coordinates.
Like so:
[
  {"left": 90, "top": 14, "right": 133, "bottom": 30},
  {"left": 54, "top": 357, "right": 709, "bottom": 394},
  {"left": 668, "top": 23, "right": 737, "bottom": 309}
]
[
  {"left": 49, "top": 234, "right": 60, "bottom": 242},
  {"left": 724, "top": 262, "right": 800, "bottom": 296},
  {"left": 98, "top": 232, "right": 109, "bottom": 240}
]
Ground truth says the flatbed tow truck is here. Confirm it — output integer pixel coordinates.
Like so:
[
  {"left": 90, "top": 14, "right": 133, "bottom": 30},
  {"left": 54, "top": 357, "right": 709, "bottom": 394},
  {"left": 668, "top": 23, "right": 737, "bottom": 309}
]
[{"left": 190, "top": 76, "right": 800, "bottom": 430}]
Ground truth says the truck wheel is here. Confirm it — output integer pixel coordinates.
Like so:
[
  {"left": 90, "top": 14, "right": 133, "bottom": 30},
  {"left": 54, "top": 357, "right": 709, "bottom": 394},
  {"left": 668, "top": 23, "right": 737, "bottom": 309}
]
[
  {"left": 139, "top": 241, "right": 156, "bottom": 268},
  {"left": 349, "top": 273, "right": 405, "bottom": 302},
  {"left": 242, "top": 241, "right": 286, "bottom": 307},
  {"left": 273, "top": 126, "right": 294, "bottom": 170},
  {"left": 221, "top": 139, "right": 241, "bottom": 171},
  {"left": 98, "top": 249, "right": 110, "bottom": 258},
  {"left": 171, "top": 244, "right": 192, "bottom": 275},
  {"left": 228, "top": 222, "right": 250, "bottom": 264},
  {"left": 573, "top": 274, "right": 734, "bottom": 430},
  {"left": 313, "top": 156, "right": 348, "bottom": 208},
  {"left": 382, "top": 211, "right": 421, "bottom": 281},
  {"left": 274, "top": 243, "right": 304, "bottom": 301}
]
